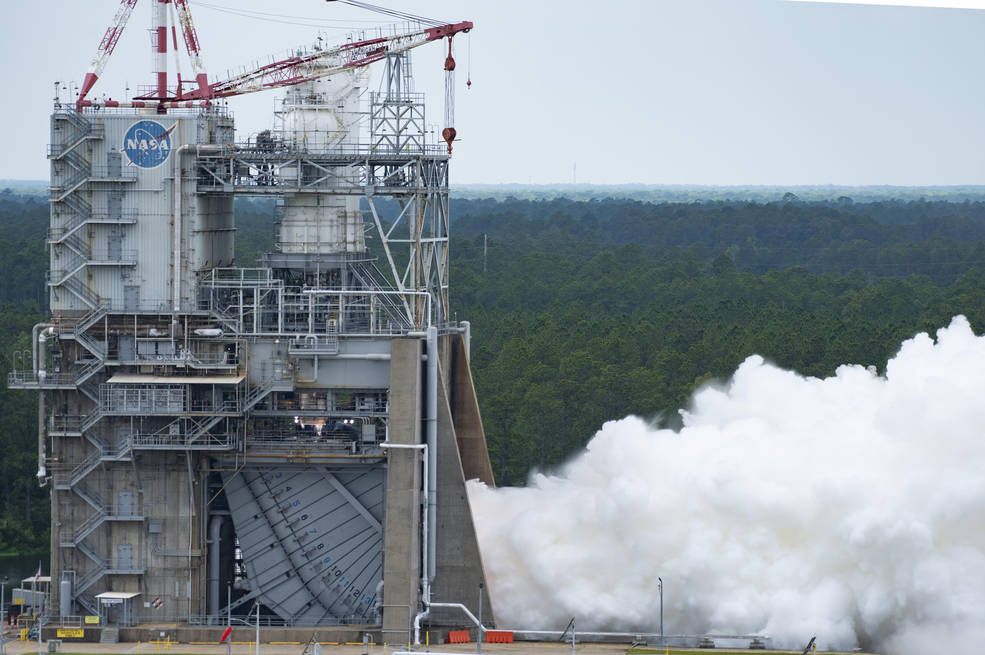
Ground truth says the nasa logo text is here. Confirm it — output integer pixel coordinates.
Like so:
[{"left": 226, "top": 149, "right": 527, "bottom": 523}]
[{"left": 122, "top": 120, "right": 175, "bottom": 169}]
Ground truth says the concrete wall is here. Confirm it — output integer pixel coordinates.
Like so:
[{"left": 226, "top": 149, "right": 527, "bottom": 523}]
[
  {"left": 445, "top": 335, "right": 495, "bottom": 487},
  {"left": 381, "top": 338, "right": 422, "bottom": 643}
]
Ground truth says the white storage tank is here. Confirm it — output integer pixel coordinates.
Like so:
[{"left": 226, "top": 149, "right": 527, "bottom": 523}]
[{"left": 275, "top": 69, "right": 369, "bottom": 257}]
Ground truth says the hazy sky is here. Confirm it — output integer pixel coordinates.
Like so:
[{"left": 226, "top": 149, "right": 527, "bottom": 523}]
[{"left": 3, "top": 0, "right": 984, "bottom": 185}]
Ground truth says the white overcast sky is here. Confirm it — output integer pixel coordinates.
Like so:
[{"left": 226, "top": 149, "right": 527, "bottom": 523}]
[{"left": 2, "top": 0, "right": 984, "bottom": 185}]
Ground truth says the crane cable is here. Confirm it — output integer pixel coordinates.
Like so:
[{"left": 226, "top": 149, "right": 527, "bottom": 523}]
[
  {"left": 443, "top": 37, "right": 456, "bottom": 154},
  {"left": 194, "top": 1, "right": 386, "bottom": 27},
  {"left": 334, "top": 0, "right": 446, "bottom": 27}
]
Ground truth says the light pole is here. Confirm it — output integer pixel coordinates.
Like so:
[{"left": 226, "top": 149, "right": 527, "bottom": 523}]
[
  {"left": 658, "top": 577, "right": 663, "bottom": 648},
  {"left": 477, "top": 583, "right": 483, "bottom": 655},
  {"left": 226, "top": 585, "right": 231, "bottom": 655},
  {"left": 1, "top": 575, "right": 8, "bottom": 655}
]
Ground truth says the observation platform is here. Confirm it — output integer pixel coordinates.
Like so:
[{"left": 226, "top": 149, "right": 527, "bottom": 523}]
[{"left": 194, "top": 143, "right": 449, "bottom": 197}]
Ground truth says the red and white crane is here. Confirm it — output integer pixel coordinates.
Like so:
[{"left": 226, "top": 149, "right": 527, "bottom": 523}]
[{"left": 75, "top": 0, "right": 471, "bottom": 151}]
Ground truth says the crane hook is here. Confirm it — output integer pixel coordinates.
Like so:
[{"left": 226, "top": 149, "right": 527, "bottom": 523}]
[
  {"left": 443, "top": 37, "right": 457, "bottom": 155},
  {"left": 444, "top": 37, "right": 456, "bottom": 71}
]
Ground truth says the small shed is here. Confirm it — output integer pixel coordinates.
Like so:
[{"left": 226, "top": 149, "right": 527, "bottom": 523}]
[{"left": 94, "top": 592, "right": 140, "bottom": 626}]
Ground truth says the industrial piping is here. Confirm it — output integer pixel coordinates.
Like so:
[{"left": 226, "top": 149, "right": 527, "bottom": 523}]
[
  {"left": 34, "top": 324, "right": 54, "bottom": 484},
  {"left": 407, "top": 326, "right": 464, "bottom": 644},
  {"left": 425, "top": 325, "right": 438, "bottom": 585},
  {"left": 207, "top": 515, "right": 224, "bottom": 619},
  {"left": 413, "top": 602, "right": 487, "bottom": 646}
]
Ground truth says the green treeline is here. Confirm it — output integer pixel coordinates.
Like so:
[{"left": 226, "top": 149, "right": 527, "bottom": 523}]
[
  {"left": 0, "top": 298, "right": 47, "bottom": 554},
  {"left": 4, "top": 191, "right": 985, "bottom": 547},
  {"left": 451, "top": 198, "right": 985, "bottom": 285},
  {"left": 449, "top": 198, "right": 985, "bottom": 484}
]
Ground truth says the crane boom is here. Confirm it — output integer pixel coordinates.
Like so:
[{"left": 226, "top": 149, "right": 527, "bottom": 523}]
[
  {"left": 78, "top": 0, "right": 140, "bottom": 106},
  {"left": 172, "top": 0, "right": 211, "bottom": 98},
  {"left": 185, "top": 21, "right": 472, "bottom": 101}
]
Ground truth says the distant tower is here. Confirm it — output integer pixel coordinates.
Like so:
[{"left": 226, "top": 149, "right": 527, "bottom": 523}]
[{"left": 12, "top": 8, "right": 492, "bottom": 640}]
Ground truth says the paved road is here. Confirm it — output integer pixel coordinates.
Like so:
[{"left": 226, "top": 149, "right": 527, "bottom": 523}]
[{"left": 1, "top": 641, "right": 637, "bottom": 655}]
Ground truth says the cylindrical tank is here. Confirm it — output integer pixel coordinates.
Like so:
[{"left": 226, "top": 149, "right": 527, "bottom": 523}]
[
  {"left": 276, "top": 69, "right": 368, "bottom": 258},
  {"left": 60, "top": 579, "right": 72, "bottom": 617},
  {"left": 277, "top": 197, "right": 364, "bottom": 254}
]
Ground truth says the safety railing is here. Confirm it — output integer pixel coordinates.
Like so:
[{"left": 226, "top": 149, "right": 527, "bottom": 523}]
[
  {"left": 7, "top": 370, "right": 76, "bottom": 387},
  {"left": 88, "top": 166, "right": 137, "bottom": 181},
  {"left": 49, "top": 414, "right": 85, "bottom": 434},
  {"left": 130, "top": 431, "right": 233, "bottom": 450},
  {"left": 88, "top": 249, "right": 138, "bottom": 264}
]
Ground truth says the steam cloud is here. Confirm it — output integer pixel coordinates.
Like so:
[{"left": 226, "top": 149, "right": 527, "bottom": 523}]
[{"left": 468, "top": 316, "right": 985, "bottom": 654}]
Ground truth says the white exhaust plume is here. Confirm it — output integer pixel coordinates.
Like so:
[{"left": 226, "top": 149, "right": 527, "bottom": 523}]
[
  {"left": 786, "top": 0, "right": 985, "bottom": 9},
  {"left": 468, "top": 316, "right": 985, "bottom": 654}
]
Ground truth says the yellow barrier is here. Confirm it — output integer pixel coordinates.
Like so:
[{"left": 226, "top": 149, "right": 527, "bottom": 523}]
[{"left": 147, "top": 636, "right": 172, "bottom": 650}]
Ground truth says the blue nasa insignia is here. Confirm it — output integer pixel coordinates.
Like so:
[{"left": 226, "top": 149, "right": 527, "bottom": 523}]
[{"left": 122, "top": 120, "right": 175, "bottom": 169}]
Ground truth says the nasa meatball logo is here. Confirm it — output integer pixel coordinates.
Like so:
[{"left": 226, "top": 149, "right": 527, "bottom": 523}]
[{"left": 122, "top": 120, "right": 175, "bottom": 169}]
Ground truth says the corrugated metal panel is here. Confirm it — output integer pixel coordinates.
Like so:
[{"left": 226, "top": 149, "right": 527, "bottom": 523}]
[{"left": 223, "top": 466, "right": 385, "bottom": 623}]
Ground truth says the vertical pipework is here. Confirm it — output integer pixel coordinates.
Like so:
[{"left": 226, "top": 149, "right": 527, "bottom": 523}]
[
  {"left": 155, "top": 0, "right": 169, "bottom": 100},
  {"left": 425, "top": 326, "right": 438, "bottom": 583},
  {"left": 37, "top": 392, "right": 46, "bottom": 486},
  {"left": 207, "top": 515, "right": 223, "bottom": 618},
  {"left": 173, "top": 142, "right": 186, "bottom": 312},
  {"left": 34, "top": 324, "right": 53, "bottom": 486},
  {"left": 34, "top": 324, "right": 54, "bottom": 380},
  {"left": 461, "top": 321, "right": 471, "bottom": 361}
]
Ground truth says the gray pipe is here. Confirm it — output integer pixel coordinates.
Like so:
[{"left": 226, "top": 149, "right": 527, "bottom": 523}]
[
  {"left": 208, "top": 515, "right": 224, "bottom": 619},
  {"left": 425, "top": 326, "right": 438, "bottom": 584},
  {"left": 34, "top": 324, "right": 55, "bottom": 484},
  {"left": 461, "top": 321, "right": 471, "bottom": 360},
  {"left": 33, "top": 324, "right": 54, "bottom": 379},
  {"left": 413, "top": 602, "right": 487, "bottom": 645},
  {"left": 37, "top": 392, "right": 46, "bottom": 486}
]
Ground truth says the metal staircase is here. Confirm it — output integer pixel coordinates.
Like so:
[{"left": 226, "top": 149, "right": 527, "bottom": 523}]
[
  {"left": 56, "top": 384, "right": 139, "bottom": 603},
  {"left": 72, "top": 304, "right": 109, "bottom": 334},
  {"left": 50, "top": 270, "right": 102, "bottom": 309},
  {"left": 74, "top": 358, "right": 105, "bottom": 386},
  {"left": 75, "top": 558, "right": 106, "bottom": 595},
  {"left": 78, "top": 378, "right": 100, "bottom": 403},
  {"left": 48, "top": 109, "right": 135, "bottom": 312},
  {"left": 50, "top": 108, "right": 103, "bottom": 159},
  {"left": 76, "top": 592, "right": 98, "bottom": 616},
  {"left": 72, "top": 328, "right": 108, "bottom": 359}
]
